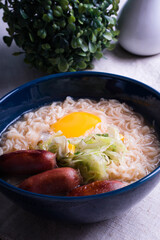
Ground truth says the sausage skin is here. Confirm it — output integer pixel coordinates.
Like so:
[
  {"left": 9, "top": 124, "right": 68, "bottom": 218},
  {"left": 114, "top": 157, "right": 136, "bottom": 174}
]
[
  {"left": 19, "top": 167, "right": 81, "bottom": 195},
  {"left": 67, "top": 180, "right": 125, "bottom": 196},
  {"left": 0, "top": 150, "right": 57, "bottom": 175}
]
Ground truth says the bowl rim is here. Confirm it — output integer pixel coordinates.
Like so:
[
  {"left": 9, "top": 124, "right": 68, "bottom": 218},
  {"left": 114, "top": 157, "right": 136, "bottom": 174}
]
[{"left": 0, "top": 71, "right": 160, "bottom": 201}]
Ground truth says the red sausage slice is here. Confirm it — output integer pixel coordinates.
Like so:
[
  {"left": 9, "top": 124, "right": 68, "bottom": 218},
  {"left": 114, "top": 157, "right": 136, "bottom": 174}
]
[
  {"left": 67, "top": 180, "right": 125, "bottom": 196},
  {"left": 0, "top": 150, "right": 57, "bottom": 175},
  {"left": 19, "top": 167, "right": 81, "bottom": 195}
]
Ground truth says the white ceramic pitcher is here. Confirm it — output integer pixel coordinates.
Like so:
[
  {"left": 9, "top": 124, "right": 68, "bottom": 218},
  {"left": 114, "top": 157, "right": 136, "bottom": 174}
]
[{"left": 118, "top": 0, "right": 160, "bottom": 56}]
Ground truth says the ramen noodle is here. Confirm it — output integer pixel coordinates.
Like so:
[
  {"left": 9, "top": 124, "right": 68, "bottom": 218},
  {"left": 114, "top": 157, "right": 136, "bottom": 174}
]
[{"left": 0, "top": 97, "right": 160, "bottom": 184}]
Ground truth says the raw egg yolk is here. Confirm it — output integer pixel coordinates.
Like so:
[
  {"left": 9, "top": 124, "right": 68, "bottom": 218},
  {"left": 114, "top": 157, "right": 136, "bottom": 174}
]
[
  {"left": 68, "top": 144, "right": 75, "bottom": 154},
  {"left": 51, "top": 112, "right": 101, "bottom": 138}
]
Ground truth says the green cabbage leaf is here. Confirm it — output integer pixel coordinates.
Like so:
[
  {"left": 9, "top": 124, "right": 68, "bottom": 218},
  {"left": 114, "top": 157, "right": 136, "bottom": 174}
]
[{"left": 36, "top": 131, "right": 126, "bottom": 184}]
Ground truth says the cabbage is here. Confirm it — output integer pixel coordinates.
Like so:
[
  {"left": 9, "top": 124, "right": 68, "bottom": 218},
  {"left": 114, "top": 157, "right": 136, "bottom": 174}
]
[
  {"left": 37, "top": 131, "right": 126, "bottom": 183},
  {"left": 37, "top": 132, "right": 70, "bottom": 158},
  {"left": 60, "top": 134, "right": 126, "bottom": 183}
]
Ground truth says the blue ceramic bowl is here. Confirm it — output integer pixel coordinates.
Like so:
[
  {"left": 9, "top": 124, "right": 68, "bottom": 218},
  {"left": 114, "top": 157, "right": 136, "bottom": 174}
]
[{"left": 0, "top": 72, "right": 160, "bottom": 223}]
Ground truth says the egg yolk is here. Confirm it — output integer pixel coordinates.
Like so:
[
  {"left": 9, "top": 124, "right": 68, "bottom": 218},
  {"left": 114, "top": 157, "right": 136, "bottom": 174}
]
[
  {"left": 51, "top": 112, "right": 101, "bottom": 138},
  {"left": 68, "top": 143, "right": 75, "bottom": 153}
]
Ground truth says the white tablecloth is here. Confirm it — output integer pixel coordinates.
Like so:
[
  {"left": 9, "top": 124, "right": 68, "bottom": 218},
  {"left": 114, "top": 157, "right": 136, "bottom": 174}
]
[{"left": 0, "top": 1, "right": 160, "bottom": 239}]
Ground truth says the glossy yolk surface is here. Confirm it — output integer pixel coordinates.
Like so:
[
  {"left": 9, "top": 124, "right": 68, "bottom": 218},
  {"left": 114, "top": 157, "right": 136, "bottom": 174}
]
[{"left": 51, "top": 112, "right": 101, "bottom": 138}]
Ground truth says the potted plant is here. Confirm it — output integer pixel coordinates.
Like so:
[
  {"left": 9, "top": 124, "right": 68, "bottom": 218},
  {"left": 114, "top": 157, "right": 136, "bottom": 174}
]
[{"left": 0, "top": 0, "right": 120, "bottom": 73}]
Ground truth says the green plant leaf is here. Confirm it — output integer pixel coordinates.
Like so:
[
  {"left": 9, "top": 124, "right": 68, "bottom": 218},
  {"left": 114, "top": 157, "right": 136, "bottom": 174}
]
[
  {"left": 94, "top": 51, "right": 103, "bottom": 59},
  {"left": 41, "top": 43, "right": 51, "bottom": 50},
  {"left": 68, "top": 15, "right": 76, "bottom": 24},
  {"left": 103, "top": 32, "right": 113, "bottom": 41},
  {"left": 12, "top": 52, "right": 24, "bottom": 56},
  {"left": 89, "top": 42, "right": 97, "bottom": 53},
  {"left": 105, "top": 16, "right": 115, "bottom": 25},
  {"left": 3, "top": 36, "right": 13, "bottom": 47},
  {"left": 42, "top": 13, "right": 53, "bottom": 23},
  {"left": 14, "top": 34, "right": 25, "bottom": 47},
  {"left": 29, "top": 33, "right": 34, "bottom": 42},
  {"left": 77, "top": 61, "right": 87, "bottom": 69},
  {"left": 37, "top": 29, "right": 47, "bottom": 39},
  {"left": 91, "top": 33, "right": 97, "bottom": 43},
  {"left": 107, "top": 43, "right": 116, "bottom": 51},
  {"left": 81, "top": 41, "right": 88, "bottom": 52},
  {"left": 58, "top": 57, "right": 69, "bottom": 72},
  {"left": 20, "top": 9, "right": 28, "bottom": 19},
  {"left": 77, "top": 51, "right": 87, "bottom": 57}
]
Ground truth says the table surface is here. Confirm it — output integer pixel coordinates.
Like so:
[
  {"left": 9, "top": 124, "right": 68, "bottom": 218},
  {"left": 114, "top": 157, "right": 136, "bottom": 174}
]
[{"left": 0, "top": 1, "right": 160, "bottom": 239}]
